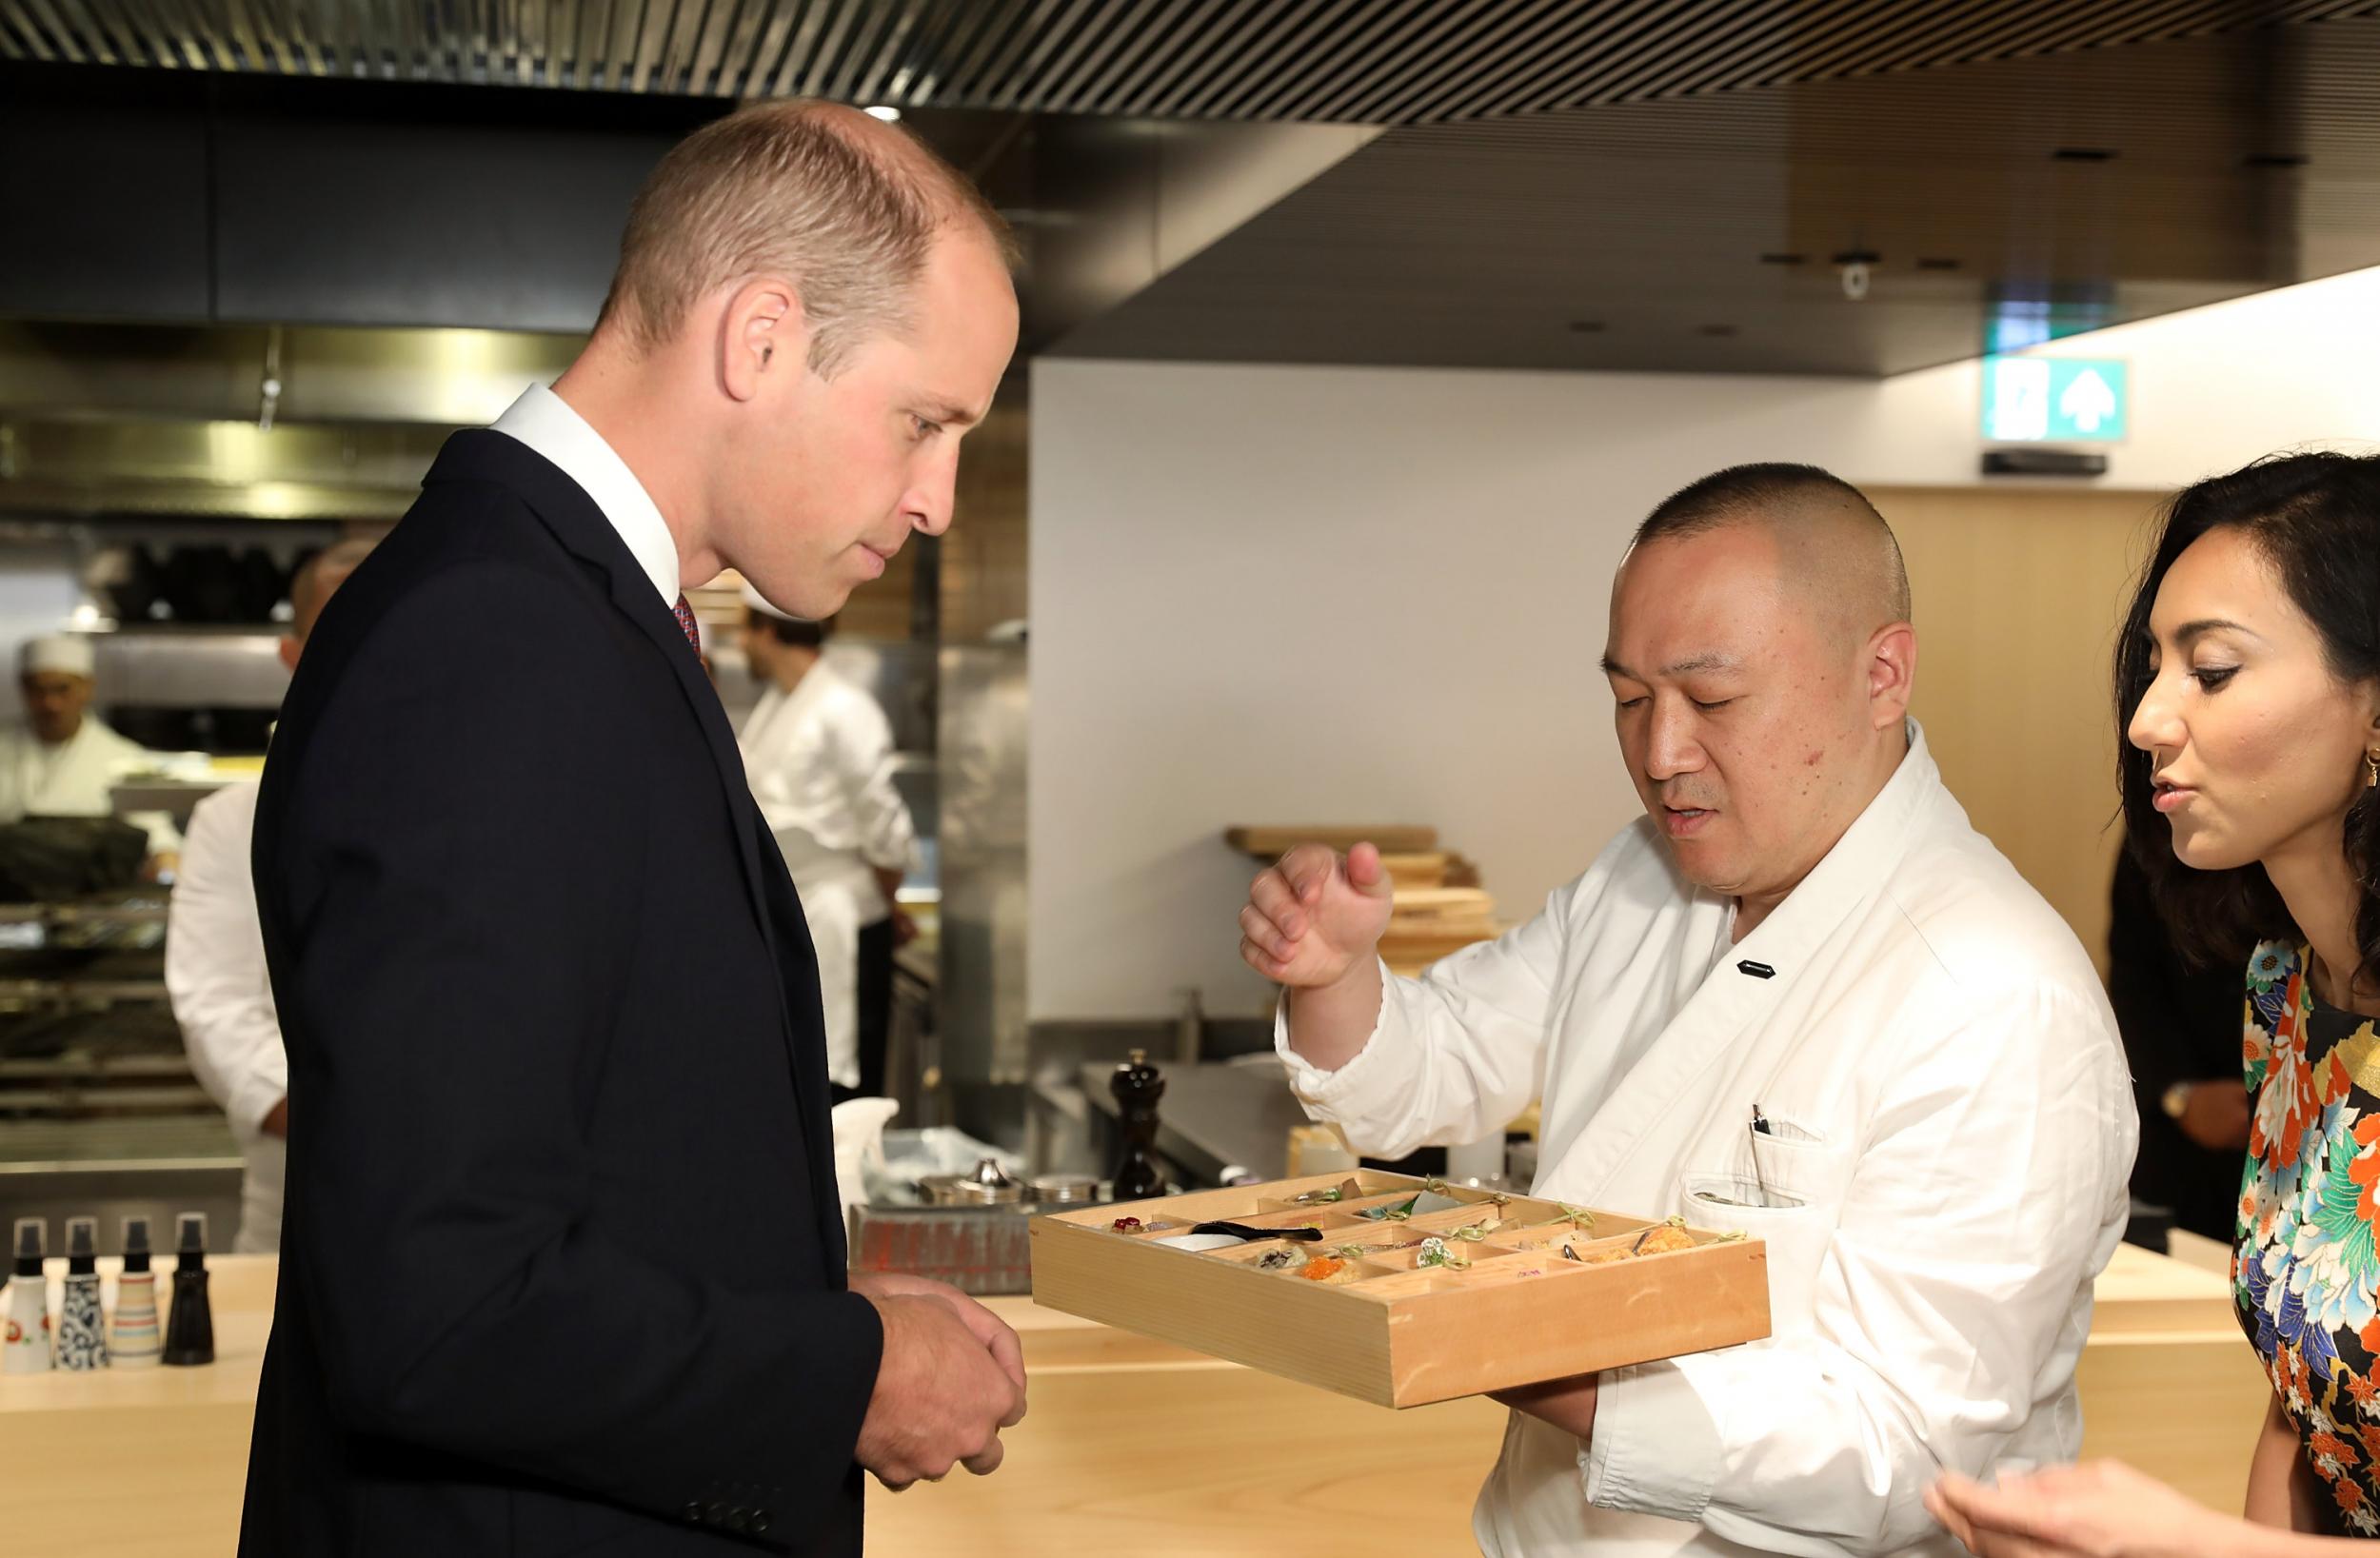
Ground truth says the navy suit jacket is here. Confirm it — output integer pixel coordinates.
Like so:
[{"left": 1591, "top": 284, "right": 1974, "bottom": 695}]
[{"left": 239, "top": 429, "right": 881, "bottom": 1556}]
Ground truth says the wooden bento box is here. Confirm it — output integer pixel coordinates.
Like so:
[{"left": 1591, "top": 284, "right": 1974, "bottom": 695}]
[{"left": 1029, "top": 1170, "right": 1770, "bottom": 1409}]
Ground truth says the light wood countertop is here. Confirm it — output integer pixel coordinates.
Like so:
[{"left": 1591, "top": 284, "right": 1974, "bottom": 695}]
[{"left": 0, "top": 1242, "right": 2268, "bottom": 1557}]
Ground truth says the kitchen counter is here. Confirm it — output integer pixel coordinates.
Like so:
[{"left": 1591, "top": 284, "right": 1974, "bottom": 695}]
[{"left": 0, "top": 1243, "right": 2269, "bottom": 1556}]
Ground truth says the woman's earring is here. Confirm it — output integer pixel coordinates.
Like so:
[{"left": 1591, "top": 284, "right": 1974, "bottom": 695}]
[{"left": 2367, "top": 750, "right": 2377, "bottom": 790}]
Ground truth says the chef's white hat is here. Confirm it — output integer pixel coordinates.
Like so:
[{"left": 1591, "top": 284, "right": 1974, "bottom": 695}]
[{"left": 19, "top": 634, "right": 94, "bottom": 679}]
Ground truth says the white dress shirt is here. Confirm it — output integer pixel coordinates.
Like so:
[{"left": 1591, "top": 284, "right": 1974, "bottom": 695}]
[
  {"left": 739, "top": 663, "right": 920, "bottom": 1090},
  {"left": 490, "top": 382, "right": 681, "bottom": 606},
  {"left": 166, "top": 779, "right": 285, "bottom": 1252},
  {"left": 1279, "top": 722, "right": 2136, "bottom": 1557},
  {"left": 0, "top": 716, "right": 181, "bottom": 855}
]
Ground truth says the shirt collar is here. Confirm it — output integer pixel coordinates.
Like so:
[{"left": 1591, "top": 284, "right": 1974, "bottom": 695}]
[
  {"left": 488, "top": 383, "right": 680, "bottom": 605},
  {"left": 1723, "top": 717, "right": 1939, "bottom": 966}
]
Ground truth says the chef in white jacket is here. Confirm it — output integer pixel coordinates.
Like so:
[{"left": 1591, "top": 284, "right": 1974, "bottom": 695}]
[
  {"left": 1240, "top": 463, "right": 2136, "bottom": 1558},
  {"left": 0, "top": 634, "right": 180, "bottom": 866},
  {"left": 169, "top": 540, "right": 374, "bottom": 1253},
  {"left": 738, "top": 586, "right": 920, "bottom": 1099}
]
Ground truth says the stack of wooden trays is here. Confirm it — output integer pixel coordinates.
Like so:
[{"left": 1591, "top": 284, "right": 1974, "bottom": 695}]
[{"left": 1030, "top": 1171, "right": 1770, "bottom": 1408}]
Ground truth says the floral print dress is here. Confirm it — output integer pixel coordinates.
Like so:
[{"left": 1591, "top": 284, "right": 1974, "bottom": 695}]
[{"left": 2236, "top": 939, "right": 2380, "bottom": 1534}]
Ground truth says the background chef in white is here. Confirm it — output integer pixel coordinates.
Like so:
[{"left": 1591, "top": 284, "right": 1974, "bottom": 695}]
[
  {"left": 168, "top": 539, "right": 374, "bottom": 1253},
  {"left": 1239, "top": 463, "right": 2137, "bottom": 1557},
  {"left": 737, "top": 585, "right": 920, "bottom": 1101},
  {"left": 0, "top": 633, "right": 181, "bottom": 872}
]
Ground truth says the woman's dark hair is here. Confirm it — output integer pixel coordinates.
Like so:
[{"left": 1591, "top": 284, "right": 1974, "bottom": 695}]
[{"left": 2115, "top": 450, "right": 2380, "bottom": 980}]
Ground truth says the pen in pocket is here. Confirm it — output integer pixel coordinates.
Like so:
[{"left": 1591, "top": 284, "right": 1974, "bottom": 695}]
[{"left": 1750, "top": 1104, "right": 1772, "bottom": 1205}]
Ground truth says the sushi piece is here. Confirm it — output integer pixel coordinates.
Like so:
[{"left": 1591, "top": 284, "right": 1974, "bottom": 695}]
[
  {"left": 1632, "top": 1218, "right": 1696, "bottom": 1256},
  {"left": 1297, "top": 1255, "right": 1367, "bottom": 1286},
  {"left": 1415, "top": 1236, "right": 1470, "bottom": 1271},
  {"left": 1354, "top": 1193, "right": 1422, "bottom": 1222}
]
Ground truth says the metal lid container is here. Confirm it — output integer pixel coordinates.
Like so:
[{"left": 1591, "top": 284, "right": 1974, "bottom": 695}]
[
  {"left": 920, "top": 1157, "right": 1025, "bottom": 1206},
  {"left": 1025, "top": 1173, "right": 1101, "bottom": 1206}
]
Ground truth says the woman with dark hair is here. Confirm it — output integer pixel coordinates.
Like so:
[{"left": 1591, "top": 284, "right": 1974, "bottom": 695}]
[{"left": 1933, "top": 449, "right": 2380, "bottom": 1553}]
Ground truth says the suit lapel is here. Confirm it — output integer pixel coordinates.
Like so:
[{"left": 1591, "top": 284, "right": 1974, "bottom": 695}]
[
  {"left": 430, "top": 433, "right": 843, "bottom": 1255},
  {"left": 752, "top": 824, "right": 847, "bottom": 1266}
]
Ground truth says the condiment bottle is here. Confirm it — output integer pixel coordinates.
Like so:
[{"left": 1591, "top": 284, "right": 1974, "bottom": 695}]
[
  {"left": 4, "top": 1218, "right": 50, "bottom": 1373},
  {"left": 162, "top": 1213, "right": 214, "bottom": 1368},
  {"left": 109, "top": 1216, "right": 161, "bottom": 1369},
  {"left": 54, "top": 1216, "right": 107, "bottom": 1371}
]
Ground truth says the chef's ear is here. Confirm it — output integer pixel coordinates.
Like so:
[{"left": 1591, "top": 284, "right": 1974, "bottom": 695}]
[
  {"left": 722, "top": 278, "right": 806, "bottom": 402},
  {"left": 1865, "top": 621, "right": 1917, "bottom": 729}
]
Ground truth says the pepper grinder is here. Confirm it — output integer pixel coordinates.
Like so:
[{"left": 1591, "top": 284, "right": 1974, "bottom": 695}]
[{"left": 1110, "top": 1048, "right": 1168, "bottom": 1200}]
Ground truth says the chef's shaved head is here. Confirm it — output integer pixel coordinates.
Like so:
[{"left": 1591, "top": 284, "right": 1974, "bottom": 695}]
[
  {"left": 1632, "top": 463, "right": 1910, "bottom": 645},
  {"left": 1603, "top": 462, "right": 1919, "bottom": 936}
]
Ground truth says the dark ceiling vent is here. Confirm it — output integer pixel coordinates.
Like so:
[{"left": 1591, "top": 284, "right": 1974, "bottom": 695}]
[{"left": 3, "top": 0, "right": 2371, "bottom": 125}]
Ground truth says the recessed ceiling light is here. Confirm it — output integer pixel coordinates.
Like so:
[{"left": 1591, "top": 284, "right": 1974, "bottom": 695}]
[
  {"left": 1698, "top": 325, "right": 1737, "bottom": 338},
  {"left": 1915, "top": 257, "right": 1961, "bottom": 271},
  {"left": 1567, "top": 320, "right": 1606, "bottom": 333},
  {"left": 863, "top": 105, "right": 902, "bottom": 122},
  {"left": 1829, "top": 248, "right": 1881, "bottom": 266},
  {"left": 2052, "top": 147, "right": 2117, "bottom": 162},
  {"left": 1758, "top": 252, "right": 1806, "bottom": 266},
  {"left": 2245, "top": 151, "right": 2309, "bottom": 168}
]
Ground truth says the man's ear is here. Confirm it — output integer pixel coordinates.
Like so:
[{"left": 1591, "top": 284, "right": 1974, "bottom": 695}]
[
  {"left": 1867, "top": 621, "right": 1917, "bottom": 729},
  {"left": 721, "top": 278, "right": 805, "bottom": 403}
]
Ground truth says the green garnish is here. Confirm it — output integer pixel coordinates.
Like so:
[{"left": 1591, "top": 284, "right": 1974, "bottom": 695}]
[
  {"left": 1358, "top": 1193, "right": 1421, "bottom": 1222},
  {"left": 1416, "top": 1236, "right": 1470, "bottom": 1271}
]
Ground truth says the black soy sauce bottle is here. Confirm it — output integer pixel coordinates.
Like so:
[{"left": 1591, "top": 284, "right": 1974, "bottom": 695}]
[
  {"left": 162, "top": 1212, "right": 214, "bottom": 1367},
  {"left": 1110, "top": 1049, "right": 1168, "bottom": 1199}
]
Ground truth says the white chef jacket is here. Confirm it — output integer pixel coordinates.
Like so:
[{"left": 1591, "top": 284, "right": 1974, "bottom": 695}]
[
  {"left": 1279, "top": 723, "right": 2136, "bottom": 1558},
  {"left": 738, "top": 663, "right": 919, "bottom": 1091},
  {"left": 165, "top": 779, "right": 285, "bottom": 1253},
  {"left": 0, "top": 717, "right": 181, "bottom": 855}
]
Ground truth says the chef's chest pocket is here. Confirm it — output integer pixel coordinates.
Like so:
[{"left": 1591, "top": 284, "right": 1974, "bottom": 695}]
[{"left": 1682, "top": 1116, "right": 1855, "bottom": 1343}]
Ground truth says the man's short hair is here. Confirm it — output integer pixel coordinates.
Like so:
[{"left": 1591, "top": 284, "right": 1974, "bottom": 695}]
[
  {"left": 598, "top": 101, "right": 1015, "bottom": 375},
  {"left": 1635, "top": 463, "right": 1911, "bottom": 624}
]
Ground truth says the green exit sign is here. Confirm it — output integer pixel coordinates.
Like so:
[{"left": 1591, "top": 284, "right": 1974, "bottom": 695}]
[{"left": 1982, "top": 356, "right": 2129, "bottom": 444}]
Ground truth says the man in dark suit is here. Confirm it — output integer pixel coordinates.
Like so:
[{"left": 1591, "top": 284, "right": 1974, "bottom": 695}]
[{"left": 240, "top": 101, "right": 1023, "bottom": 1556}]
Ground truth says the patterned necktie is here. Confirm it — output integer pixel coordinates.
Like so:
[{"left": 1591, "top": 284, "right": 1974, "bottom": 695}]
[{"left": 672, "top": 594, "right": 701, "bottom": 653}]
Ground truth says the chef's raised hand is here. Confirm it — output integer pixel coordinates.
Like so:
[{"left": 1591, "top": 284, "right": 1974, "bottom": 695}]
[{"left": 1240, "top": 841, "right": 1396, "bottom": 988}]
